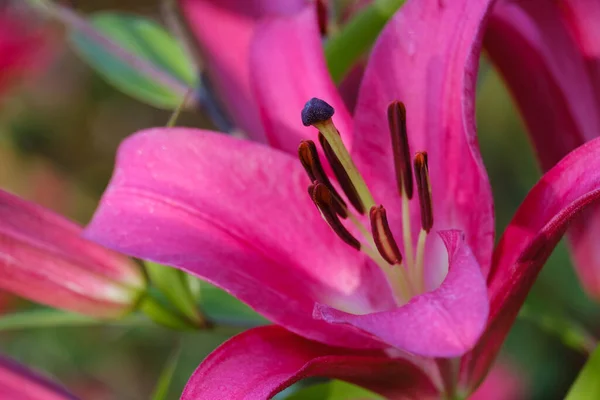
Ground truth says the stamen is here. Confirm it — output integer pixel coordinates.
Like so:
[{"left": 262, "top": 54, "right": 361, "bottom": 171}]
[
  {"left": 414, "top": 152, "right": 433, "bottom": 232},
  {"left": 301, "top": 97, "right": 376, "bottom": 211},
  {"left": 413, "top": 151, "right": 433, "bottom": 292},
  {"left": 318, "top": 133, "right": 365, "bottom": 214},
  {"left": 298, "top": 140, "right": 348, "bottom": 218},
  {"left": 387, "top": 101, "right": 413, "bottom": 199},
  {"left": 369, "top": 206, "right": 403, "bottom": 265},
  {"left": 310, "top": 183, "right": 361, "bottom": 250}
]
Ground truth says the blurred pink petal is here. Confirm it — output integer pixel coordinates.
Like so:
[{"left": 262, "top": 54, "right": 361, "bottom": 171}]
[
  {"left": 0, "top": 355, "right": 77, "bottom": 400},
  {"left": 182, "top": 325, "right": 437, "bottom": 400},
  {"left": 0, "top": 9, "right": 54, "bottom": 98},
  {"left": 0, "top": 190, "right": 145, "bottom": 318},
  {"left": 485, "top": 0, "right": 600, "bottom": 299},
  {"left": 470, "top": 361, "right": 527, "bottom": 400},
  {"left": 178, "top": 0, "right": 308, "bottom": 141}
]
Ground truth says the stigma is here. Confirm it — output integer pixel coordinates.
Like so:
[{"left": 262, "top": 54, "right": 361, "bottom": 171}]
[{"left": 298, "top": 98, "right": 435, "bottom": 303}]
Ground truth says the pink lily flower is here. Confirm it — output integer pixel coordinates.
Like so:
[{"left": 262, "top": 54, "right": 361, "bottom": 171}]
[
  {"left": 485, "top": 0, "right": 600, "bottom": 300},
  {"left": 0, "top": 354, "right": 77, "bottom": 399},
  {"left": 85, "top": 0, "right": 600, "bottom": 397},
  {"left": 0, "top": 189, "right": 146, "bottom": 318}
]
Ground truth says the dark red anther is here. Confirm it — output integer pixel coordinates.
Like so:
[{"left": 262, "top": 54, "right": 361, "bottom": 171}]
[
  {"left": 311, "top": 183, "right": 361, "bottom": 250},
  {"left": 318, "top": 133, "right": 365, "bottom": 214},
  {"left": 370, "top": 205, "right": 403, "bottom": 265},
  {"left": 388, "top": 101, "right": 413, "bottom": 199},
  {"left": 414, "top": 152, "right": 433, "bottom": 232},
  {"left": 298, "top": 140, "right": 347, "bottom": 218},
  {"left": 316, "top": 0, "right": 328, "bottom": 36}
]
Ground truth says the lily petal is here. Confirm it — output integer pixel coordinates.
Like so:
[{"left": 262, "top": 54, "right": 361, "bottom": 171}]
[
  {"left": 85, "top": 128, "right": 395, "bottom": 348},
  {"left": 250, "top": 6, "right": 354, "bottom": 154},
  {"left": 181, "top": 325, "right": 437, "bottom": 400},
  {"left": 0, "top": 190, "right": 144, "bottom": 318},
  {"left": 485, "top": 0, "right": 600, "bottom": 299},
  {"left": 351, "top": 0, "right": 495, "bottom": 278},
  {"left": 178, "top": 0, "right": 307, "bottom": 141},
  {"left": 314, "top": 230, "right": 489, "bottom": 357},
  {"left": 0, "top": 354, "right": 77, "bottom": 399},
  {"left": 460, "top": 137, "right": 600, "bottom": 388}
]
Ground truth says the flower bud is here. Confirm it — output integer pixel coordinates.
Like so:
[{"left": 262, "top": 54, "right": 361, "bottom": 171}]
[{"left": 0, "top": 190, "right": 145, "bottom": 318}]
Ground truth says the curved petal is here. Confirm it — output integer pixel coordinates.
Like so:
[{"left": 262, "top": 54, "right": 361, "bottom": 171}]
[
  {"left": 0, "top": 355, "right": 78, "bottom": 400},
  {"left": 178, "top": 0, "right": 308, "bottom": 141},
  {"left": 485, "top": 0, "right": 600, "bottom": 299},
  {"left": 460, "top": 137, "right": 600, "bottom": 388},
  {"left": 351, "top": 0, "right": 495, "bottom": 279},
  {"left": 181, "top": 325, "right": 438, "bottom": 400},
  {"left": 85, "top": 128, "right": 395, "bottom": 348},
  {"left": 250, "top": 6, "right": 354, "bottom": 154},
  {"left": 314, "top": 231, "right": 489, "bottom": 357},
  {"left": 0, "top": 190, "right": 144, "bottom": 318}
]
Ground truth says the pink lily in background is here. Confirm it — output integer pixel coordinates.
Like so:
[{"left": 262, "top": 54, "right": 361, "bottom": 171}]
[
  {"left": 0, "top": 190, "right": 145, "bottom": 318},
  {"left": 484, "top": 0, "right": 600, "bottom": 300},
  {"left": 85, "top": 0, "right": 600, "bottom": 397},
  {"left": 0, "top": 6, "right": 54, "bottom": 99},
  {"left": 0, "top": 354, "right": 77, "bottom": 399}
]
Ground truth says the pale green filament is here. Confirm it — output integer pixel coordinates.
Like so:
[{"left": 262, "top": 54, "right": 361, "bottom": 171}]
[
  {"left": 347, "top": 210, "right": 413, "bottom": 304},
  {"left": 414, "top": 229, "right": 428, "bottom": 293},
  {"left": 316, "top": 121, "right": 376, "bottom": 211},
  {"left": 400, "top": 177, "right": 415, "bottom": 270}
]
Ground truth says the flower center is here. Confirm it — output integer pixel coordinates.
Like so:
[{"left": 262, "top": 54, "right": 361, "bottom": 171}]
[{"left": 299, "top": 97, "right": 434, "bottom": 305}]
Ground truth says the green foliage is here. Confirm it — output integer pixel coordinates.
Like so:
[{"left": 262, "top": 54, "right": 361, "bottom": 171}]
[
  {"left": 286, "top": 380, "right": 384, "bottom": 400},
  {"left": 70, "top": 12, "right": 196, "bottom": 109},
  {"left": 325, "top": 0, "right": 406, "bottom": 82},
  {"left": 565, "top": 344, "right": 600, "bottom": 400}
]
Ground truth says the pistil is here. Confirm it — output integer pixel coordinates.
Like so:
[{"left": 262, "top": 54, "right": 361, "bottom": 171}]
[{"left": 301, "top": 98, "right": 376, "bottom": 211}]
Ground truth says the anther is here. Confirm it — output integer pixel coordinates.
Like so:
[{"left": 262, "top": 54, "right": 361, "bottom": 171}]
[
  {"left": 298, "top": 140, "right": 347, "bottom": 218},
  {"left": 301, "top": 98, "right": 335, "bottom": 127},
  {"left": 311, "top": 183, "right": 361, "bottom": 250},
  {"left": 414, "top": 152, "right": 433, "bottom": 232},
  {"left": 370, "top": 205, "right": 403, "bottom": 265},
  {"left": 318, "top": 133, "right": 365, "bottom": 214},
  {"left": 316, "top": 0, "right": 328, "bottom": 36},
  {"left": 387, "top": 101, "right": 413, "bottom": 199}
]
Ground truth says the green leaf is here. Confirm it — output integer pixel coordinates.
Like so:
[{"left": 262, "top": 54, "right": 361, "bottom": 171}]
[
  {"left": 151, "top": 345, "right": 181, "bottom": 400},
  {"left": 325, "top": 0, "right": 406, "bottom": 83},
  {"left": 518, "top": 304, "right": 595, "bottom": 354},
  {"left": 0, "top": 308, "right": 148, "bottom": 331},
  {"left": 145, "top": 262, "right": 203, "bottom": 326},
  {"left": 566, "top": 344, "right": 600, "bottom": 400},
  {"left": 199, "top": 281, "right": 268, "bottom": 327},
  {"left": 69, "top": 12, "right": 196, "bottom": 109},
  {"left": 286, "top": 380, "right": 384, "bottom": 400},
  {"left": 139, "top": 295, "right": 198, "bottom": 331}
]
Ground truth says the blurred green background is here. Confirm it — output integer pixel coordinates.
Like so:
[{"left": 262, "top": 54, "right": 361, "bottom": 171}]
[{"left": 0, "top": 1, "right": 598, "bottom": 399}]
